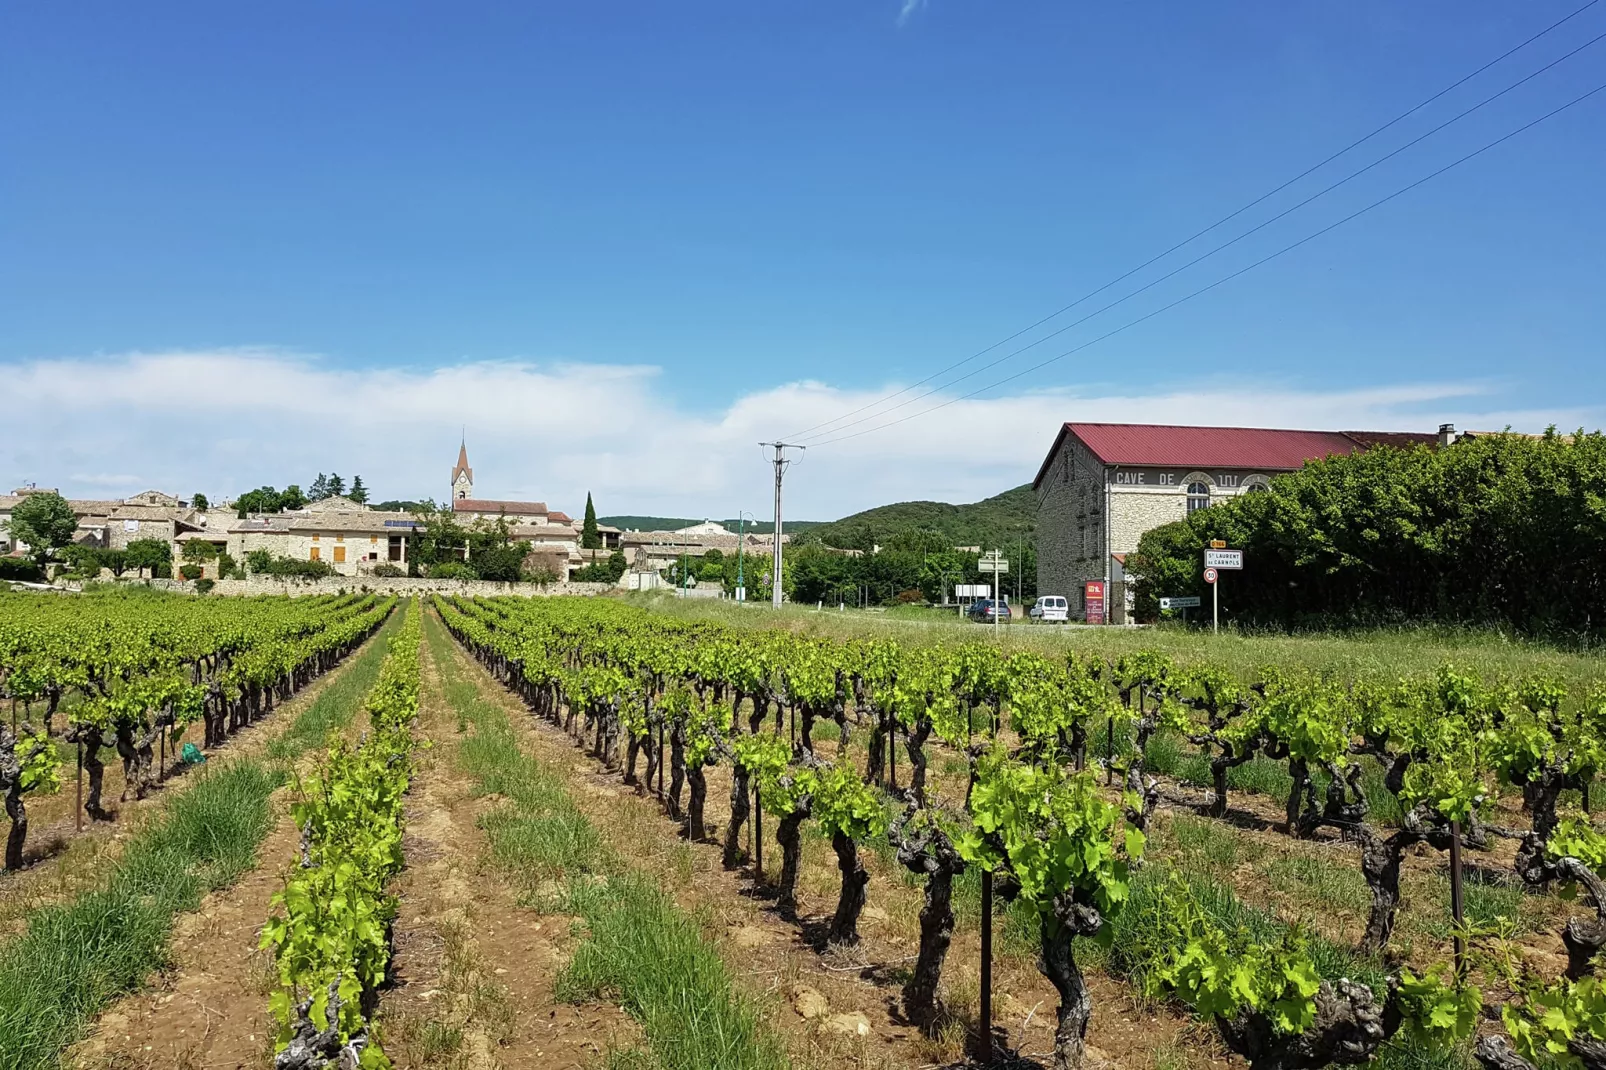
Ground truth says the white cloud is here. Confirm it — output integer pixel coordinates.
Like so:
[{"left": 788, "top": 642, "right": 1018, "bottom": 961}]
[
  {"left": 1, "top": 348, "right": 1593, "bottom": 521},
  {"left": 897, "top": 0, "right": 927, "bottom": 27}
]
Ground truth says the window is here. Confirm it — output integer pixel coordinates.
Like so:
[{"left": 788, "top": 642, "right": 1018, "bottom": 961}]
[
  {"left": 335, "top": 533, "right": 344, "bottom": 542},
  {"left": 311, "top": 533, "right": 320, "bottom": 541},
  {"left": 1245, "top": 483, "right": 1267, "bottom": 493},
  {"left": 1186, "top": 481, "right": 1211, "bottom": 514},
  {"left": 309, "top": 546, "right": 320, "bottom": 561},
  {"left": 333, "top": 546, "right": 346, "bottom": 563}
]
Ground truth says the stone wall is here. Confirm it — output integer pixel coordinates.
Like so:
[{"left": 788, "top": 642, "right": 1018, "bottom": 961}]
[
  {"left": 67, "top": 576, "right": 615, "bottom": 598},
  {"left": 1035, "top": 435, "right": 1108, "bottom": 613}
]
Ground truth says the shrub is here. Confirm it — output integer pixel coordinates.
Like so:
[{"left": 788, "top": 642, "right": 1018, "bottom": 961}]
[
  {"left": 0, "top": 557, "right": 45, "bottom": 582},
  {"left": 179, "top": 563, "right": 204, "bottom": 581},
  {"left": 195, "top": 578, "right": 216, "bottom": 595},
  {"left": 427, "top": 560, "right": 477, "bottom": 581},
  {"left": 244, "top": 550, "right": 334, "bottom": 579},
  {"left": 370, "top": 563, "right": 405, "bottom": 578}
]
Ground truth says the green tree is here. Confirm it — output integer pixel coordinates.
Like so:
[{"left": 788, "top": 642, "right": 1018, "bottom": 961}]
[
  {"left": 124, "top": 538, "right": 173, "bottom": 578},
  {"left": 309, "top": 474, "right": 330, "bottom": 500},
  {"left": 1127, "top": 430, "right": 1606, "bottom": 633},
  {"left": 9, "top": 491, "right": 78, "bottom": 566},
  {"left": 181, "top": 540, "right": 220, "bottom": 563},
  {"left": 60, "top": 544, "right": 103, "bottom": 578},
  {"left": 327, "top": 473, "right": 346, "bottom": 499},
  {"left": 235, "top": 486, "right": 283, "bottom": 517},
  {"left": 281, "top": 484, "right": 307, "bottom": 511},
  {"left": 190, "top": 493, "right": 210, "bottom": 511},
  {"left": 581, "top": 492, "right": 602, "bottom": 549},
  {"left": 348, "top": 475, "right": 368, "bottom": 505}
]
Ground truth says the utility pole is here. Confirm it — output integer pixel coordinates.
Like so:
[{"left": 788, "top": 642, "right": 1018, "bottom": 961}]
[{"left": 759, "top": 442, "right": 805, "bottom": 609}]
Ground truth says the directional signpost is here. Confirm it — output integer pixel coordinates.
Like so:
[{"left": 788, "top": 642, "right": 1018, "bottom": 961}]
[
  {"left": 1160, "top": 594, "right": 1199, "bottom": 624},
  {"left": 1201, "top": 547, "right": 1242, "bottom": 633}
]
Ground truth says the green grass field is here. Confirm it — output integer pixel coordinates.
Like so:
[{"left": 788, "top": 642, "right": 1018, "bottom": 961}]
[{"left": 624, "top": 592, "right": 1606, "bottom": 690}]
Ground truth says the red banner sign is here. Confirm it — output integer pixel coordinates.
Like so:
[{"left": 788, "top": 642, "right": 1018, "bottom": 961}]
[{"left": 1084, "top": 581, "right": 1106, "bottom": 624}]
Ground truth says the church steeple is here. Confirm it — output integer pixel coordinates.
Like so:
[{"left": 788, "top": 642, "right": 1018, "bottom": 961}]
[{"left": 451, "top": 440, "right": 474, "bottom": 500}]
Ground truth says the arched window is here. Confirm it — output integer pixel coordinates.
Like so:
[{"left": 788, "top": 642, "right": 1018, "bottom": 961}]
[
  {"left": 1245, "top": 482, "right": 1268, "bottom": 494},
  {"left": 1186, "top": 481, "right": 1211, "bottom": 514}
]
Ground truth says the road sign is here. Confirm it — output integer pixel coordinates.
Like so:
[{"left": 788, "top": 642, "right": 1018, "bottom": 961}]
[
  {"left": 1084, "top": 581, "right": 1106, "bottom": 624},
  {"left": 1203, "top": 567, "right": 1219, "bottom": 584},
  {"left": 1204, "top": 549, "right": 1243, "bottom": 569},
  {"left": 1160, "top": 596, "right": 1201, "bottom": 610},
  {"left": 1209, "top": 539, "right": 1227, "bottom": 549},
  {"left": 956, "top": 584, "right": 991, "bottom": 598},
  {"left": 978, "top": 559, "right": 1009, "bottom": 573}
]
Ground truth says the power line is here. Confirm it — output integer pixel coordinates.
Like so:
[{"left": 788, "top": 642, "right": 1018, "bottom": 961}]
[
  {"left": 808, "top": 79, "right": 1606, "bottom": 448},
  {"left": 796, "top": 26, "right": 1606, "bottom": 445},
  {"left": 784, "top": 0, "right": 1603, "bottom": 442}
]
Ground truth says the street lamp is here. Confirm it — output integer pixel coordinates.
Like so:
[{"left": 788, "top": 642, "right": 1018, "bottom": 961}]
[{"left": 735, "top": 510, "right": 755, "bottom": 602}]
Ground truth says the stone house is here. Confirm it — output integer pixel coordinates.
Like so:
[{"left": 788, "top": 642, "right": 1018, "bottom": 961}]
[
  {"left": 224, "top": 496, "right": 423, "bottom": 577},
  {"left": 619, "top": 529, "right": 786, "bottom": 574},
  {"left": 1, "top": 486, "right": 209, "bottom": 558},
  {"left": 1033, "top": 423, "right": 1436, "bottom": 623}
]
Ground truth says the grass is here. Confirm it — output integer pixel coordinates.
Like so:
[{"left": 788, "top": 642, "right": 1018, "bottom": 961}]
[
  {"left": 1264, "top": 850, "right": 1372, "bottom": 916},
  {"left": 0, "top": 761, "right": 280, "bottom": 1070},
  {"left": 427, "top": 611, "right": 791, "bottom": 1070},
  {"left": 626, "top": 593, "right": 1606, "bottom": 695},
  {"left": 0, "top": 604, "right": 403, "bottom": 1070},
  {"left": 266, "top": 608, "right": 403, "bottom": 760},
  {"left": 1169, "top": 813, "right": 1266, "bottom": 868}
]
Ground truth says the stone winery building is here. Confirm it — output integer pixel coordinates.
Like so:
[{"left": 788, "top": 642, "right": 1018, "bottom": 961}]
[{"left": 1033, "top": 422, "right": 1438, "bottom": 623}]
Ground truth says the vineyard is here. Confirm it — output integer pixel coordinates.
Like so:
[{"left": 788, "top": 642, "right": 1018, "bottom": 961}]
[
  {"left": 0, "top": 589, "right": 395, "bottom": 870},
  {"left": 434, "top": 595, "right": 1606, "bottom": 1070},
  {"left": 2, "top": 589, "right": 1605, "bottom": 1070}
]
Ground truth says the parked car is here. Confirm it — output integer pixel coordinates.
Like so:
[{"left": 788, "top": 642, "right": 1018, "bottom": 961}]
[
  {"left": 966, "top": 599, "right": 1011, "bottom": 623},
  {"left": 1029, "top": 595, "right": 1069, "bottom": 622}
]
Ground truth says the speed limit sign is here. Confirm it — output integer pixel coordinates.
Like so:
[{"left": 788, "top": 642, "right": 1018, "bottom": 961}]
[{"left": 1203, "top": 567, "right": 1219, "bottom": 584}]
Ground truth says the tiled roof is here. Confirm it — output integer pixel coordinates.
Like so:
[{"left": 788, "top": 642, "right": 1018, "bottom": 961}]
[
  {"left": 452, "top": 498, "right": 548, "bottom": 516},
  {"left": 285, "top": 510, "right": 422, "bottom": 534},
  {"left": 548, "top": 510, "right": 573, "bottom": 524},
  {"left": 1036, "top": 423, "right": 1377, "bottom": 487},
  {"left": 622, "top": 532, "right": 786, "bottom": 552},
  {"left": 1340, "top": 431, "right": 1438, "bottom": 450}
]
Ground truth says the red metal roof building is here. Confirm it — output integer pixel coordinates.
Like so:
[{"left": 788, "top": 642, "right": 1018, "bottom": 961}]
[{"left": 1034, "top": 422, "right": 1435, "bottom": 622}]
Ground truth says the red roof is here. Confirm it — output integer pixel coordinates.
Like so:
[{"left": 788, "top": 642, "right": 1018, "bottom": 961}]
[
  {"left": 548, "top": 510, "right": 573, "bottom": 524},
  {"left": 452, "top": 498, "right": 548, "bottom": 516},
  {"left": 1035, "top": 423, "right": 1385, "bottom": 487}
]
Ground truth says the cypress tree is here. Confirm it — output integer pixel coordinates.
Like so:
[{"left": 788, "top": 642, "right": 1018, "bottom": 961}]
[{"left": 581, "top": 492, "right": 602, "bottom": 549}]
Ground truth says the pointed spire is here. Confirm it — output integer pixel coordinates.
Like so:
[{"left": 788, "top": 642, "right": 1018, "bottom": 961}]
[{"left": 451, "top": 438, "right": 473, "bottom": 491}]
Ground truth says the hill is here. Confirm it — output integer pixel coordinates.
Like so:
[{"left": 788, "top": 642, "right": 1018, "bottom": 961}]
[
  {"left": 597, "top": 516, "right": 822, "bottom": 535},
  {"left": 804, "top": 484, "right": 1036, "bottom": 551}
]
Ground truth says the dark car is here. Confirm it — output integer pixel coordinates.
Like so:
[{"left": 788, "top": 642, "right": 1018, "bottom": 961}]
[{"left": 966, "top": 599, "right": 1011, "bottom": 623}]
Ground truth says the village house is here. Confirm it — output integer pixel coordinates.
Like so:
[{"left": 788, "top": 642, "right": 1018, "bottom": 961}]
[
  {"left": 1033, "top": 422, "right": 1440, "bottom": 623},
  {"left": 1, "top": 486, "right": 213, "bottom": 558}
]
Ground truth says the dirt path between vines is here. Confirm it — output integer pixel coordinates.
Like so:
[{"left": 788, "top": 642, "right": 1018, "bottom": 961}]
[
  {"left": 0, "top": 619, "right": 395, "bottom": 936},
  {"left": 377, "top": 612, "right": 639, "bottom": 1070},
  {"left": 432, "top": 616, "right": 1214, "bottom": 1070}
]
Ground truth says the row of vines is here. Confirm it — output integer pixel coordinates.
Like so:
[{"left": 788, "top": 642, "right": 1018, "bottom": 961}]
[
  {"left": 0, "top": 591, "right": 396, "bottom": 869},
  {"left": 262, "top": 601, "right": 421, "bottom": 1070},
  {"left": 435, "top": 594, "right": 1606, "bottom": 1070}
]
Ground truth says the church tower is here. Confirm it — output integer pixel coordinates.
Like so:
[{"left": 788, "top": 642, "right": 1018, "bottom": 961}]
[{"left": 451, "top": 441, "right": 474, "bottom": 500}]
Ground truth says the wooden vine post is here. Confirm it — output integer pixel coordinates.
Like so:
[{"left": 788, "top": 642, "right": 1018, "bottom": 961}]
[
  {"left": 979, "top": 868, "right": 993, "bottom": 1064},
  {"left": 1450, "top": 819, "right": 1466, "bottom": 972}
]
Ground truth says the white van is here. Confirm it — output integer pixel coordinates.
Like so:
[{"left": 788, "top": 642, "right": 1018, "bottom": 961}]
[{"left": 1030, "top": 595, "right": 1069, "bottom": 623}]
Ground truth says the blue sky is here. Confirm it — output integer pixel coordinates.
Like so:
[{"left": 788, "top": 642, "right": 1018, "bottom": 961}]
[{"left": 3, "top": 1, "right": 1602, "bottom": 516}]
